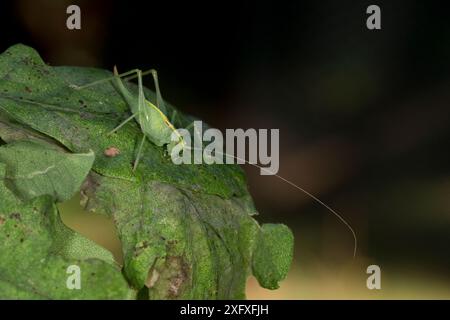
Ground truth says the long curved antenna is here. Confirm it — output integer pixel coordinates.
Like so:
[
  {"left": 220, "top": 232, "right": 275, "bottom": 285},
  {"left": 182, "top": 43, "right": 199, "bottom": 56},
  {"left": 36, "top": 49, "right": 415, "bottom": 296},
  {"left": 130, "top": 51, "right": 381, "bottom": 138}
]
[{"left": 184, "top": 145, "right": 358, "bottom": 259}]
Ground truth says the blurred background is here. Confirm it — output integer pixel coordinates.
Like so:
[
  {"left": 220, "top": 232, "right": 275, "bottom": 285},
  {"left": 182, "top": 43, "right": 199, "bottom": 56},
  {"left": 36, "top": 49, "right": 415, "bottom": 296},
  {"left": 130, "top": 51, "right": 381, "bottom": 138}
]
[{"left": 1, "top": 0, "right": 450, "bottom": 299}]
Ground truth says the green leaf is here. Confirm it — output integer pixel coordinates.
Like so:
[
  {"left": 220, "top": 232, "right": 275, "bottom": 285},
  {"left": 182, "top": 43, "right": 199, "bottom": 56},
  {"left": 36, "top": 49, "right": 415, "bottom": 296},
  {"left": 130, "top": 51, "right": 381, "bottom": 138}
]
[
  {"left": 252, "top": 224, "right": 294, "bottom": 290},
  {"left": 81, "top": 173, "right": 260, "bottom": 299},
  {"left": 0, "top": 164, "right": 134, "bottom": 299},
  {"left": 0, "top": 140, "right": 94, "bottom": 202}
]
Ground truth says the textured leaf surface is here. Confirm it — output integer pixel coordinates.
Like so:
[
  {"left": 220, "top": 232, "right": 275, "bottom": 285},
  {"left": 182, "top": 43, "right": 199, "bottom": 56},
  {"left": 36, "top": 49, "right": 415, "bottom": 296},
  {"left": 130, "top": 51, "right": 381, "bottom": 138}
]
[
  {"left": 82, "top": 173, "right": 260, "bottom": 298},
  {"left": 0, "top": 165, "right": 134, "bottom": 299},
  {"left": 252, "top": 224, "right": 294, "bottom": 289},
  {"left": 0, "top": 140, "right": 94, "bottom": 202}
]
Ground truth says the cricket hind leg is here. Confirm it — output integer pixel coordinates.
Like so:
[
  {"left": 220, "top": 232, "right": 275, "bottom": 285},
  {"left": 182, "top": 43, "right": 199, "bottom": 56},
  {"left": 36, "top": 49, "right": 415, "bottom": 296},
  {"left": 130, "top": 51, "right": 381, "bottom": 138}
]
[
  {"left": 110, "top": 69, "right": 146, "bottom": 171},
  {"left": 149, "top": 69, "right": 167, "bottom": 115},
  {"left": 131, "top": 69, "right": 148, "bottom": 171},
  {"left": 106, "top": 68, "right": 145, "bottom": 136},
  {"left": 74, "top": 67, "right": 169, "bottom": 116},
  {"left": 95, "top": 68, "right": 145, "bottom": 136},
  {"left": 121, "top": 69, "right": 168, "bottom": 115},
  {"left": 133, "top": 133, "right": 147, "bottom": 171},
  {"left": 71, "top": 68, "right": 144, "bottom": 90}
]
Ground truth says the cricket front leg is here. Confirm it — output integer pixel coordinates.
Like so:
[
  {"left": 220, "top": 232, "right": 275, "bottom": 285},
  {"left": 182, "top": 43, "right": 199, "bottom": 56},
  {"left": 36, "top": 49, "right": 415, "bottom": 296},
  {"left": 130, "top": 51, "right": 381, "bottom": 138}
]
[{"left": 108, "top": 112, "right": 138, "bottom": 135}]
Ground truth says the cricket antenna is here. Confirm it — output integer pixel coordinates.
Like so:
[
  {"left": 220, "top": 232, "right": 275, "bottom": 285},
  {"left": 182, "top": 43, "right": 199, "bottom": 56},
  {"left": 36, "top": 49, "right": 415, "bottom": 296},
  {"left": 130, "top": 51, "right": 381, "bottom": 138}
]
[
  {"left": 246, "top": 162, "right": 357, "bottom": 259},
  {"left": 184, "top": 146, "right": 358, "bottom": 259},
  {"left": 266, "top": 170, "right": 357, "bottom": 259}
]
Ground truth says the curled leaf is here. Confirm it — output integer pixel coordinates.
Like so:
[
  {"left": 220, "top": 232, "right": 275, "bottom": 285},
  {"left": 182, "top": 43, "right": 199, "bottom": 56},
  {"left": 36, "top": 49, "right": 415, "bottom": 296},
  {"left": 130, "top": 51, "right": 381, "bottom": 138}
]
[{"left": 0, "top": 140, "right": 94, "bottom": 202}]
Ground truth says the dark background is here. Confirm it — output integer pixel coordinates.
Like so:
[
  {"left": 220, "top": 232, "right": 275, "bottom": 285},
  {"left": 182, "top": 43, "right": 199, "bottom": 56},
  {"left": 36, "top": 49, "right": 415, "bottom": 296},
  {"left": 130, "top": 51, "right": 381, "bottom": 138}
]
[{"left": 1, "top": 0, "right": 449, "bottom": 298}]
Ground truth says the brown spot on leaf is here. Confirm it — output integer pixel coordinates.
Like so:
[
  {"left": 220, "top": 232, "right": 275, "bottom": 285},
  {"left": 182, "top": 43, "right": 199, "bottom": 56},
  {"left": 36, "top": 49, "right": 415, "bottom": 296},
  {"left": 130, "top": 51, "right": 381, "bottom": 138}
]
[
  {"left": 10, "top": 212, "right": 22, "bottom": 221},
  {"left": 167, "top": 257, "right": 189, "bottom": 298},
  {"left": 144, "top": 256, "right": 190, "bottom": 297},
  {"left": 0, "top": 216, "right": 5, "bottom": 225},
  {"left": 104, "top": 147, "right": 120, "bottom": 158}
]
